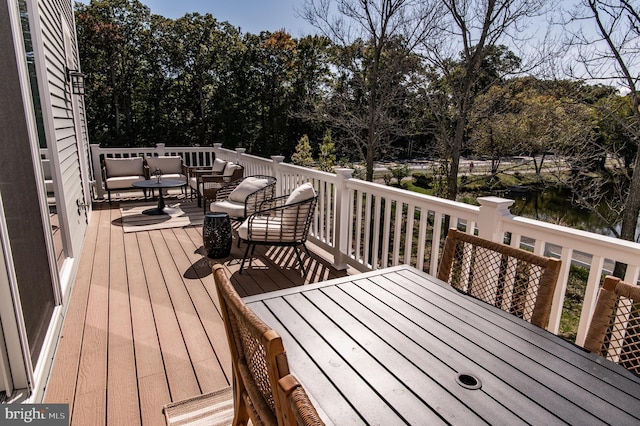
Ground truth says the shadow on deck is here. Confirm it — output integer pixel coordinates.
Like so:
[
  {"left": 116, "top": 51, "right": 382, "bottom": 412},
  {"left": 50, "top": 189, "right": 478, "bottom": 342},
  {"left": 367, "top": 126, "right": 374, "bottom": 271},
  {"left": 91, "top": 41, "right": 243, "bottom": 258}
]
[{"left": 43, "top": 197, "right": 351, "bottom": 425}]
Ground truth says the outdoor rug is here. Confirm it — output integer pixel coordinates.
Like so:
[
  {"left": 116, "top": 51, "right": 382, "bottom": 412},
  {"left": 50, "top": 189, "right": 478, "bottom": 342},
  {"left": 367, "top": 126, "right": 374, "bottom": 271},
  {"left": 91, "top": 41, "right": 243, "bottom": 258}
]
[
  {"left": 163, "top": 386, "right": 234, "bottom": 426},
  {"left": 120, "top": 200, "right": 204, "bottom": 233}
]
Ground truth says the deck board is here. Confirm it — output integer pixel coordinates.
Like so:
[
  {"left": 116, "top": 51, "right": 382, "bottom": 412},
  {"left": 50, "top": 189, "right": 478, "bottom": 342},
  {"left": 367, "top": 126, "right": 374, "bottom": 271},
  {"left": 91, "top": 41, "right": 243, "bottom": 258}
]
[
  {"left": 42, "top": 205, "right": 101, "bottom": 407},
  {"left": 72, "top": 206, "right": 111, "bottom": 425},
  {"left": 107, "top": 209, "right": 140, "bottom": 426},
  {"left": 44, "top": 200, "right": 351, "bottom": 425}
]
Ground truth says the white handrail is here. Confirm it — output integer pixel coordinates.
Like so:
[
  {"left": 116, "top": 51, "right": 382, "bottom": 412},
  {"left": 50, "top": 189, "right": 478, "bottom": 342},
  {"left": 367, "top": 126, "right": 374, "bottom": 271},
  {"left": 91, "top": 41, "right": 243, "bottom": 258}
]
[{"left": 88, "top": 144, "right": 640, "bottom": 344}]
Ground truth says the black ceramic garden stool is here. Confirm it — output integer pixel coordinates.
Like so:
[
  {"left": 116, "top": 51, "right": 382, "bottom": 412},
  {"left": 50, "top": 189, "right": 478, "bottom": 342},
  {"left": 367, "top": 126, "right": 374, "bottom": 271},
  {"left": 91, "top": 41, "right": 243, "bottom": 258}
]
[{"left": 202, "top": 212, "right": 232, "bottom": 258}]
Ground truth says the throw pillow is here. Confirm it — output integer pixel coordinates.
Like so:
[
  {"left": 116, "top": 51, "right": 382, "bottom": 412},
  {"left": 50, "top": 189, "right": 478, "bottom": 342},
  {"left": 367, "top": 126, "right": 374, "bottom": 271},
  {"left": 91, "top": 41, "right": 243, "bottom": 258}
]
[
  {"left": 105, "top": 157, "right": 144, "bottom": 177},
  {"left": 222, "top": 162, "right": 237, "bottom": 177},
  {"left": 285, "top": 182, "right": 316, "bottom": 205},
  {"left": 228, "top": 177, "right": 270, "bottom": 203},
  {"left": 212, "top": 158, "right": 227, "bottom": 173}
]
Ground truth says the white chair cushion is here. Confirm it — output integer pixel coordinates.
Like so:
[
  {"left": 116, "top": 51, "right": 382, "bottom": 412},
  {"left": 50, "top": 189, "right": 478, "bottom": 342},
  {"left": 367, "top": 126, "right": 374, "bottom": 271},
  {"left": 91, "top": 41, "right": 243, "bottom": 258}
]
[
  {"left": 106, "top": 176, "right": 146, "bottom": 189},
  {"left": 238, "top": 217, "right": 283, "bottom": 241},
  {"left": 156, "top": 173, "right": 185, "bottom": 181},
  {"left": 105, "top": 157, "right": 144, "bottom": 177},
  {"left": 189, "top": 176, "right": 198, "bottom": 190},
  {"left": 285, "top": 182, "right": 316, "bottom": 205},
  {"left": 228, "top": 177, "right": 270, "bottom": 203},
  {"left": 212, "top": 158, "right": 227, "bottom": 173},
  {"left": 222, "top": 163, "right": 240, "bottom": 177},
  {"left": 210, "top": 200, "right": 246, "bottom": 218},
  {"left": 146, "top": 156, "right": 183, "bottom": 174}
]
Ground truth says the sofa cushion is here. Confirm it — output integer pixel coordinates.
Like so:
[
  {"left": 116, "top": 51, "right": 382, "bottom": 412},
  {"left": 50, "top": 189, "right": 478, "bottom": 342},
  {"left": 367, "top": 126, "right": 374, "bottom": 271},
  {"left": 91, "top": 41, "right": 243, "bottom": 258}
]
[
  {"left": 228, "top": 177, "right": 270, "bottom": 203},
  {"left": 212, "top": 158, "right": 227, "bottom": 173},
  {"left": 222, "top": 162, "right": 241, "bottom": 177},
  {"left": 285, "top": 182, "right": 316, "bottom": 205},
  {"left": 156, "top": 173, "right": 186, "bottom": 182},
  {"left": 146, "top": 156, "right": 183, "bottom": 174},
  {"left": 189, "top": 176, "right": 198, "bottom": 191},
  {"left": 238, "top": 216, "right": 283, "bottom": 241},
  {"left": 106, "top": 176, "right": 146, "bottom": 189},
  {"left": 210, "top": 200, "right": 247, "bottom": 218},
  {"left": 105, "top": 157, "right": 144, "bottom": 177}
]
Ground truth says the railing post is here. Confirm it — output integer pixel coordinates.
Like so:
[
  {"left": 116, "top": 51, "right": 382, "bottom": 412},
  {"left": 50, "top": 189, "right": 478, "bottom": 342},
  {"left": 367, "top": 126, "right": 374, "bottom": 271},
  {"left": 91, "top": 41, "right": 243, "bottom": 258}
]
[
  {"left": 235, "top": 148, "right": 246, "bottom": 167},
  {"left": 477, "top": 196, "right": 514, "bottom": 242},
  {"left": 212, "top": 143, "right": 223, "bottom": 166},
  {"left": 332, "top": 168, "right": 353, "bottom": 270},
  {"left": 90, "top": 144, "right": 105, "bottom": 199},
  {"left": 271, "top": 155, "right": 285, "bottom": 197}
]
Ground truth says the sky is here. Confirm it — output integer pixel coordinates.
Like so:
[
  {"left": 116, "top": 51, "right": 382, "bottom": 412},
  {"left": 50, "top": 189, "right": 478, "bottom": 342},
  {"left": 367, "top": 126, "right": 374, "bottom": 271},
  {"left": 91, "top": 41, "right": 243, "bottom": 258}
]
[{"left": 138, "top": 0, "right": 318, "bottom": 37}]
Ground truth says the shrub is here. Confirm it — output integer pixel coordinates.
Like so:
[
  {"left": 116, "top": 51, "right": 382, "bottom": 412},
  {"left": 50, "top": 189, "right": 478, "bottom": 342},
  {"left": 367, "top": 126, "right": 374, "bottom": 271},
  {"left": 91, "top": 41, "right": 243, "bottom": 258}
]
[
  {"left": 412, "top": 173, "right": 431, "bottom": 189},
  {"left": 291, "top": 135, "right": 314, "bottom": 167},
  {"left": 388, "top": 164, "right": 410, "bottom": 185},
  {"left": 318, "top": 130, "right": 336, "bottom": 172}
]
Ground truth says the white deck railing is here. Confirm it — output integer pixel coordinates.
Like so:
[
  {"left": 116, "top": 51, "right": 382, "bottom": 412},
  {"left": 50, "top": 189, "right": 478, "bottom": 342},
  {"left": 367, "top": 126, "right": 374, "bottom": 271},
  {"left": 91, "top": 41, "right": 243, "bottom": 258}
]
[{"left": 89, "top": 144, "right": 640, "bottom": 345}]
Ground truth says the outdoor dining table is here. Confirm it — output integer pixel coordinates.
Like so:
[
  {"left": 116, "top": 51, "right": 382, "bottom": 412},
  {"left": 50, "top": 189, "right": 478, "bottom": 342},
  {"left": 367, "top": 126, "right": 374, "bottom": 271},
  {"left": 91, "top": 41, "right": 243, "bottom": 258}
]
[{"left": 244, "top": 264, "right": 640, "bottom": 425}]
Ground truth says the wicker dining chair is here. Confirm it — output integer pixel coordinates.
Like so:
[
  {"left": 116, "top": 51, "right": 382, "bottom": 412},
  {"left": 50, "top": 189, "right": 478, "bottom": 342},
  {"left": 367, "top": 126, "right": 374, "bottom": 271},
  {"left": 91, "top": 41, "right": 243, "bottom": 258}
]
[
  {"left": 212, "top": 264, "right": 291, "bottom": 425},
  {"left": 437, "top": 228, "right": 562, "bottom": 328},
  {"left": 584, "top": 275, "right": 640, "bottom": 375},
  {"left": 277, "top": 375, "right": 325, "bottom": 426}
]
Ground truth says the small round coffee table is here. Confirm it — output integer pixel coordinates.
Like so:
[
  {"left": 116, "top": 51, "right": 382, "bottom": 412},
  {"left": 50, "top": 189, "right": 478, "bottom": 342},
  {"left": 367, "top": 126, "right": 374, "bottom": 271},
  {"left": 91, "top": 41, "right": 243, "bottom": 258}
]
[{"left": 132, "top": 179, "right": 187, "bottom": 215}]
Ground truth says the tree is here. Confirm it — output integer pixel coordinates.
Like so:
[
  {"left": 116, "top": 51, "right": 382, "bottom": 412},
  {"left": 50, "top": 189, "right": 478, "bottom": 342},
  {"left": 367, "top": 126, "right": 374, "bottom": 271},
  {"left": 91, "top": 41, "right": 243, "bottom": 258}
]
[
  {"left": 563, "top": 0, "right": 640, "bottom": 245},
  {"left": 468, "top": 84, "right": 523, "bottom": 175},
  {"left": 318, "top": 129, "right": 336, "bottom": 171},
  {"left": 291, "top": 134, "right": 315, "bottom": 166},
  {"left": 422, "top": 0, "right": 551, "bottom": 199},
  {"left": 302, "top": 0, "right": 442, "bottom": 181},
  {"left": 76, "top": 0, "right": 152, "bottom": 146}
]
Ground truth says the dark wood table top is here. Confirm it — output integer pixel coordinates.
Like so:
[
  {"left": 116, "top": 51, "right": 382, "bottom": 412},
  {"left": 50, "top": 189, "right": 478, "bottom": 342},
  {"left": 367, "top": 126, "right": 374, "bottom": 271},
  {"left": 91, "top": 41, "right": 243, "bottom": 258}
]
[{"left": 244, "top": 265, "right": 640, "bottom": 425}]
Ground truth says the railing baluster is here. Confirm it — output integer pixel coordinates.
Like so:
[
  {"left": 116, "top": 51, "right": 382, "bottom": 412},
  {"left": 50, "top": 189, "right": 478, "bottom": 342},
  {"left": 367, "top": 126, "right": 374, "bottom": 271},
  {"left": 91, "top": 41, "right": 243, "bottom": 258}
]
[{"left": 90, "top": 145, "right": 640, "bottom": 340}]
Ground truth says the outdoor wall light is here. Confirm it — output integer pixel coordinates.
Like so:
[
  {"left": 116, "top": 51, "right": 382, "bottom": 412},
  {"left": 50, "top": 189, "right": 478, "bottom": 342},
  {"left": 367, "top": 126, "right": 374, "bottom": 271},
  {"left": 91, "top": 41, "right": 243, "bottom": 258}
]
[{"left": 66, "top": 67, "right": 86, "bottom": 95}]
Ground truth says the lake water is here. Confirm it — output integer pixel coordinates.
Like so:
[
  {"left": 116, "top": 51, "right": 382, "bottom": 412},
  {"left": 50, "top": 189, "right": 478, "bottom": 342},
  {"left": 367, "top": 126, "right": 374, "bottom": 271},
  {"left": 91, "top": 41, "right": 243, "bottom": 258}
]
[{"left": 501, "top": 187, "right": 616, "bottom": 237}]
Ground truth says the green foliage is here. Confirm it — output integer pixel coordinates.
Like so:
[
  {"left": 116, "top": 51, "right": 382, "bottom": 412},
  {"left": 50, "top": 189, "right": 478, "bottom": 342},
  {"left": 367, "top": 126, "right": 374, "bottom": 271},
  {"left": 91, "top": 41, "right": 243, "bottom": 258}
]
[
  {"left": 351, "top": 164, "right": 367, "bottom": 180},
  {"left": 558, "top": 265, "right": 591, "bottom": 342},
  {"left": 291, "top": 135, "right": 314, "bottom": 167},
  {"left": 318, "top": 129, "right": 336, "bottom": 172},
  {"left": 388, "top": 164, "right": 410, "bottom": 185},
  {"left": 412, "top": 173, "right": 431, "bottom": 189},
  {"left": 75, "top": 1, "right": 331, "bottom": 151}
]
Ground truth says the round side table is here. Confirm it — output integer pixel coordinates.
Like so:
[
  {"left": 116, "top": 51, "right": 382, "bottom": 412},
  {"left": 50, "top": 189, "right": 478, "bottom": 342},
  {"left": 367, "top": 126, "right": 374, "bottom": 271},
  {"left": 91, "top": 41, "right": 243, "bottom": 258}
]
[{"left": 203, "top": 212, "right": 232, "bottom": 258}]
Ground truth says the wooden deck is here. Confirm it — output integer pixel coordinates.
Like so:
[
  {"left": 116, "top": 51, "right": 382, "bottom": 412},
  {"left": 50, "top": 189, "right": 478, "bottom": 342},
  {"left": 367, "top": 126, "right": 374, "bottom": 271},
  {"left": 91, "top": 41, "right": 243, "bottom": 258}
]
[{"left": 43, "top": 200, "right": 350, "bottom": 425}]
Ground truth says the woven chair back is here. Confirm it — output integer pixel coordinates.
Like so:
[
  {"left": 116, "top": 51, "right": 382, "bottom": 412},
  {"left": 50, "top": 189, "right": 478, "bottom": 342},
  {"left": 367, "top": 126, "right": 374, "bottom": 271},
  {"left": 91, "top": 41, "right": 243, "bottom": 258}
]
[
  {"left": 584, "top": 276, "right": 640, "bottom": 375},
  {"left": 213, "top": 265, "right": 290, "bottom": 425},
  {"left": 437, "top": 228, "right": 561, "bottom": 328}
]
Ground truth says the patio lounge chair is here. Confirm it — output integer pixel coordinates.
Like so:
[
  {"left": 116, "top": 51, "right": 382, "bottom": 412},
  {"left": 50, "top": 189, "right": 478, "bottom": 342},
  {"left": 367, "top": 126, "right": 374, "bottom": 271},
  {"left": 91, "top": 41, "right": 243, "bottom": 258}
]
[
  {"left": 584, "top": 275, "right": 640, "bottom": 375},
  {"left": 237, "top": 182, "right": 317, "bottom": 274},
  {"left": 210, "top": 175, "right": 277, "bottom": 220},
  {"left": 102, "top": 157, "right": 148, "bottom": 203},
  {"left": 184, "top": 157, "right": 229, "bottom": 204},
  {"left": 438, "top": 228, "right": 562, "bottom": 328},
  {"left": 199, "top": 163, "right": 244, "bottom": 213},
  {"left": 213, "top": 264, "right": 323, "bottom": 425}
]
